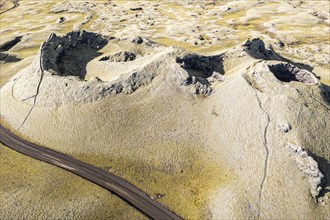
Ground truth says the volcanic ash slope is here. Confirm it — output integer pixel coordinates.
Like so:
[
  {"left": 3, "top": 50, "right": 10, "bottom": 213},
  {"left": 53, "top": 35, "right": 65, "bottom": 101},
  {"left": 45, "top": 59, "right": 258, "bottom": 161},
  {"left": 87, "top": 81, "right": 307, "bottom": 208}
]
[{"left": 1, "top": 31, "right": 330, "bottom": 219}]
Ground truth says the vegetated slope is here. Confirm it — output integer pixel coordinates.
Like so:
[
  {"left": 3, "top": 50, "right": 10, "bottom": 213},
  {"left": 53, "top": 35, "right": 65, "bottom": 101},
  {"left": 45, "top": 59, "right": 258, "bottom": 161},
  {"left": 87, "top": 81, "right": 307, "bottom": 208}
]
[{"left": 0, "top": 31, "right": 329, "bottom": 219}]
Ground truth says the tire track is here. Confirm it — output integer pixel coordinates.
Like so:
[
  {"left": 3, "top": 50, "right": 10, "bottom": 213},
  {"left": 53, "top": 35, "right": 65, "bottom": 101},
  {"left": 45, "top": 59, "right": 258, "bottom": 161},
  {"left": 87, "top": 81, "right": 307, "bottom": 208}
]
[{"left": 0, "top": 0, "right": 20, "bottom": 15}]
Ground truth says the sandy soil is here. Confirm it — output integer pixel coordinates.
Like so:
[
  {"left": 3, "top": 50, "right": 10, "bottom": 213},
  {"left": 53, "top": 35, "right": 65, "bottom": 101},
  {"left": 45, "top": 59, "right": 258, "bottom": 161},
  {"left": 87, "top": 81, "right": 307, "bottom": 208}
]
[{"left": 0, "top": 0, "right": 330, "bottom": 219}]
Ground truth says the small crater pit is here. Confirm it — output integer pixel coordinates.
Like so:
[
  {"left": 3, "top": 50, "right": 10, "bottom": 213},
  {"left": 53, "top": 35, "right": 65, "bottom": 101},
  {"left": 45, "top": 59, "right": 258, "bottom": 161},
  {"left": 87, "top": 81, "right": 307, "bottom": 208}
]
[
  {"left": 244, "top": 38, "right": 276, "bottom": 60},
  {"left": 176, "top": 54, "right": 224, "bottom": 78},
  {"left": 268, "top": 63, "right": 318, "bottom": 84},
  {"left": 41, "top": 31, "right": 109, "bottom": 79},
  {"left": 176, "top": 54, "right": 224, "bottom": 96}
]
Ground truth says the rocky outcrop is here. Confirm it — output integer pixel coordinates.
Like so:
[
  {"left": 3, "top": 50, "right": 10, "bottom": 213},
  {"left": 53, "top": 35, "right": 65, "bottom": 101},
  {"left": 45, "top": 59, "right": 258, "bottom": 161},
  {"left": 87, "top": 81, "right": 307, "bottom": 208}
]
[
  {"left": 39, "top": 31, "right": 108, "bottom": 78},
  {"left": 287, "top": 144, "right": 324, "bottom": 198},
  {"left": 268, "top": 63, "right": 318, "bottom": 84},
  {"left": 1, "top": 30, "right": 330, "bottom": 220},
  {"left": 0, "top": 36, "right": 22, "bottom": 52},
  {"left": 5, "top": 31, "right": 327, "bottom": 106},
  {"left": 99, "top": 51, "right": 137, "bottom": 62}
]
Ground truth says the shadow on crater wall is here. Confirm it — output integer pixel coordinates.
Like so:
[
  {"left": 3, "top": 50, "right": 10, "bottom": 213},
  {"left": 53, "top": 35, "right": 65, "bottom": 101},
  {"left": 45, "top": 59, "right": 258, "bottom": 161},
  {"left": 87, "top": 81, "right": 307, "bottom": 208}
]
[
  {"left": 0, "top": 52, "right": 21, "bottom": 62},
  {"left": 309, "top": 151, "right": 330, "bottom": 198},
  {"left": 244, "top": 38, "right": 314, "bottom": 73},
  {"left": 0, "top": 36, "right": 22, "bottom": 52},
  {"left": 56, "top": 31, "right": 108, "bottom": 79},
  {"left": 42, "top": 31, "right": 109, "bottom": 79},
  {"left": 320, "top": 83, "right": 330, "bottom": 106},
  {"left": 268, "top": 63, "right": 318, "bottom": 84},
  {"left": 176, "top": 54, "right": 224, "bottom": 85}
]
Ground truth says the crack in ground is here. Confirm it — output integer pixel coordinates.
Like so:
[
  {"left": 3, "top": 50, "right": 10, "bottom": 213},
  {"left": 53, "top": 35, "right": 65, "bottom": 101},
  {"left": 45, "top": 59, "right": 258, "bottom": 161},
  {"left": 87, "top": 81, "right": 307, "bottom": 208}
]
[
  {"left": 12, "top": 74, "right": 38, "bottom": 103},
  {"left": 310, "top": 95, "right": 330, "bottom": 111},
  {"left": 0, "top": 0, "right": 20, "bottom": 15},
  {"left": 243, "top": 75, "right": 271, "bottom": 219},
  {"left": 254, "top": 89, "right": 271, "bottom": 219},
  {"left": 18, "top": 43, "right": 46, "bottom": 129},
  {"left": 11, "top": 73, "right": 26, "bottom": 102},
  {"left": 296, "top": 88, "right": 330, "bottom": 111}
]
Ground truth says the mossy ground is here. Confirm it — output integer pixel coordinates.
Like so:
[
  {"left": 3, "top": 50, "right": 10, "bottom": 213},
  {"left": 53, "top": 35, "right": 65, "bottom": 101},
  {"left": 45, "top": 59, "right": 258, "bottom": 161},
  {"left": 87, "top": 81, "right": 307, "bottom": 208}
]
[
  {"left": 0, "top": 1, "right": 329, "bottom": 219},
  {"left": 1, "top": 0, "right": 329, "bottom": 84},
  {"left": 0, "top": 86, "right": 233, "bottom": 219},
  {"left": 0, "top": 143, "right": 146, "bottom": 219},
  {"left": 76, "top": 144, "right": 231, "bottom": 219}
]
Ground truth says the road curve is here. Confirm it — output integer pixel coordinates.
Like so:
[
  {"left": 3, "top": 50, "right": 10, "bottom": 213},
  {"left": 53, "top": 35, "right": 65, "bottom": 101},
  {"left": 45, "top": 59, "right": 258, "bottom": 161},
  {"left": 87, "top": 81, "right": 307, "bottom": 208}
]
[{"left": 0, "top": 124, "right": 182, "bottom": 220}]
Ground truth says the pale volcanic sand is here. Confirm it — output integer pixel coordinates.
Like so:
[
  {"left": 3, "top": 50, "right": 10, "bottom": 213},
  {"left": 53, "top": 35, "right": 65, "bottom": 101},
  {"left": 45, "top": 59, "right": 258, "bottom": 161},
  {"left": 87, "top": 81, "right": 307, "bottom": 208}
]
[{"left": 0, "top": 1, "right": 330, "bottom": 220}]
